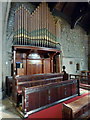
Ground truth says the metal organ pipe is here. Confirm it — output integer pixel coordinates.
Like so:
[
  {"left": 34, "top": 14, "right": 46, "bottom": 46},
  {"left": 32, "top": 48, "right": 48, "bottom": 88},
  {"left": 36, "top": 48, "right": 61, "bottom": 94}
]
[{"left": 14, "top": 3, "right": 59, "bottom": 48}]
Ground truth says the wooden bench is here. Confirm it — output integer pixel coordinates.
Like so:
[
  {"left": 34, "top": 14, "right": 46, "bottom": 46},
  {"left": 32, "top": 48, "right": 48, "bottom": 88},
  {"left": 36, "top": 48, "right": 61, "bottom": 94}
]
[
  {"left": 14, "top": 73, "right": 63, "bottom": 94},
  {"left": 70, "top": 74, "right": 90, "bottom": 90},
  {"left": 6, "top": 76, "right": 13, "bottom": 96},
  {"left": 12, "top": 73, "right": 63, "bottom": 105},
  {"left": 22, "top": 79, "right": 79, "bottom": 116},
  {"left": 15, "top": 73, "right": 64, "bottom": 82},
  {"left": 80, "top": 83, "right": 90, "bottom": 90},
  {"left": 62, "top": 94, "right": 90, "bottom": 119},
  {"left": 16, "top": 76, "right": 63, "bottom": 94}
]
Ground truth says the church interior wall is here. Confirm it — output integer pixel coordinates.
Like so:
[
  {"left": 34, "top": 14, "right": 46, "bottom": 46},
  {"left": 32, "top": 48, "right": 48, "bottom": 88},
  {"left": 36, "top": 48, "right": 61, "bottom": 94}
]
[
  {"left": 1, "top": 2, "right": 11, "bottom": 98},
  {"left": 1, "top": 2, "right": 89, "bottom": 98},
  {"left": 88, "top": 35, "right": 90, "bottom": 70},
  {"left": 0, "top": 2, "right": 2, "bottom": 99},
  {"left": 56, "top": 17, "right": 88, "bottom": 74}
]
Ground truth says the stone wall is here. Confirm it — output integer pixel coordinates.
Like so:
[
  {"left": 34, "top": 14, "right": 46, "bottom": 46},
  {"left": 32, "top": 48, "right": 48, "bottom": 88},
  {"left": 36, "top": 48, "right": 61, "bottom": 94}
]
[
  {"left": 56, "top": 18, "right": 88, "bottom": 74},
  {"left": 1, "top": 2, "right": 11, "bottom": 98},
  {"left": 88, "top": 35, "right": 90, "bottom": 70}
]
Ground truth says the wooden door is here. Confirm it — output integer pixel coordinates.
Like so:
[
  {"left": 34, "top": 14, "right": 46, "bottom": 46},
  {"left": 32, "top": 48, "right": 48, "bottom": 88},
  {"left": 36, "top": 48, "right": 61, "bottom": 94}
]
[{"left": 54, "top": 55, "right": 61, "bottom": 73}]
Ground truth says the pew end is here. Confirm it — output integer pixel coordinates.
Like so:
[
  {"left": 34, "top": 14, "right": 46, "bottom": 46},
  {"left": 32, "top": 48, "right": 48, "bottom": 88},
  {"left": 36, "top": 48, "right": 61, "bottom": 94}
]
[{"left": 62, "top": 103, "right": 73, "bottom": 120}]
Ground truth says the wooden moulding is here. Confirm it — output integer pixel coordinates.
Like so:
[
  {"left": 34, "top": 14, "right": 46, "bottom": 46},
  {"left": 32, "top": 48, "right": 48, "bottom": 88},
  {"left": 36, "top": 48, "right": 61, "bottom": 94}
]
[{"left": 12, "top": 45, "right": 61, "bottom": 53}]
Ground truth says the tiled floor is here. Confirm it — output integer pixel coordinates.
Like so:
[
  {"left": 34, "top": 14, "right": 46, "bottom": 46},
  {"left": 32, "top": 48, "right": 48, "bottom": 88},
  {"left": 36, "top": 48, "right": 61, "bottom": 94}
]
[{"left": 0, "top": 88, "right": 89, "bottom": 119}]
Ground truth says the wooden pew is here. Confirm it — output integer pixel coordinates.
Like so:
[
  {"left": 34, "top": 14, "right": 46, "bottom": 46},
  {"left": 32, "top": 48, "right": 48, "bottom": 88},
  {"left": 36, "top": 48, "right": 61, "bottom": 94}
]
[
  {"left": 70, "top": 74, "right": 80, "bottom": 80},
  {"left": 12, "top": 73, "right": 63, "bottom": 105},
  {"left": 62, "top": 94, "right": 90, "bottom": 119},
  {"left": 21, "top": 79, "right": 79, "bottom": 117},
  {"left": 15, "top": 73, "right": 64, "bottom": 82},
  {"left": 70, "top": 74, "right": 90, "bottom": 89},
  {"left": 15, "top": 73, "right": 63, "bottom": 94},
  {"left": 16, "top": 76, "right": 63, "bottom": 94},
  {"left": 6, "top": 76, "right": 13, "bottom": 96}
]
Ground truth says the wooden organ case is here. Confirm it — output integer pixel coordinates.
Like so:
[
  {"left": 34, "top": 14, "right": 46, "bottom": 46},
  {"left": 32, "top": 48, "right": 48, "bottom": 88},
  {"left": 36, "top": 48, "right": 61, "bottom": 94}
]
[
  {"left": 11, "top": 3, "right": 79, "bottom": 118},
  {"left": 13, "top": 3, "right": 61, "bottom": 76},
  {"left": 13, "top": 46, "right": 61, "bottom": 76}
]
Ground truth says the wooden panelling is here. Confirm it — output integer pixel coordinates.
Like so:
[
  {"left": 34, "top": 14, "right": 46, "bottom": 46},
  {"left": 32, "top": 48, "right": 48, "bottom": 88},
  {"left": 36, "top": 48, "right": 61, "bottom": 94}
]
[
  {"left": 58, "top": 86, "right": 63, "bottom": 100},
  {"left": 71, "top": 82, "right": 77, "bottom": 95},
  {"left": 22, "top": 79, "right": 79, "bottom": 113},
  {"left": 26, "top": 60, "right": 42, "bottom": 75},
  {"left": 39, "top": 90, "right": 49, "bottom": 107},
  {"left": 17, "top": 68, "right": 24, "bottom": 75},
  {"left": 28, "top": 92, "right": 40, "bottom": 111},
  {"left": 43, "top": 58, "right": 51, "bottom": 73},
  {"left": 50, "top": 87, "right": 58, "bottom": 103}
]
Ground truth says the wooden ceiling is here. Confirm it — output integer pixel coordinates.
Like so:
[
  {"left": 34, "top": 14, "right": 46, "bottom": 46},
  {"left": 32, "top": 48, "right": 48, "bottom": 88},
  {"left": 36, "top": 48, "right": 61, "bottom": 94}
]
[{"left": 32, "top": 2, "right": 90, "bottom": 34}]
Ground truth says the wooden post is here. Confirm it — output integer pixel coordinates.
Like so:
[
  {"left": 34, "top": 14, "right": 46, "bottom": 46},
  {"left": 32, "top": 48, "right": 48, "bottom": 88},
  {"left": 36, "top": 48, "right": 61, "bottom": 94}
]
[
  {"left": 13, "top": 48, "right": 16, "bottom": 77},
  {"left": 56, "top": 54, "right": 61, "bottom": 73},
  {"left": 49, "top": 53, "right": 57, "bottom": 73}
]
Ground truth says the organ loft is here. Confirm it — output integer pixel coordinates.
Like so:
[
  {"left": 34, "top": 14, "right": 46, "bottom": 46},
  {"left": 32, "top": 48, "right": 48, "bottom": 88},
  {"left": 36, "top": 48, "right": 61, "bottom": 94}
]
[{"left": 1, "top": 2, "right": 90, "bottom": 119}]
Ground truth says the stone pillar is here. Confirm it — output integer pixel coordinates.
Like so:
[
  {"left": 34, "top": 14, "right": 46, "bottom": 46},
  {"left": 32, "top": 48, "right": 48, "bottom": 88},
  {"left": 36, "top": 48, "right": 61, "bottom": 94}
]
[
  {"left": 0, "top": 3, "right": 2, "bottom": 99},
  {"left": 1, "top": 2, "right": 11, "bottom": 98},
  {"left": 88, "top": 35, "right": 90, "bottom": 70},
  {"left": 56, "top": 54, "right": 62, "bottom": 73}
]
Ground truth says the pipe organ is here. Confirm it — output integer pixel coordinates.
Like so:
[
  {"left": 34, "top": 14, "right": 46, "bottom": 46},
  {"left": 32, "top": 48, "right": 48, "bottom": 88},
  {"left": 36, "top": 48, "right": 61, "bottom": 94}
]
[
  {"left": 13, "top": 3, "right": 60, "bottom": 49},
  {"left": 5, "top": 2, "right": 80, "bottom": 118}
]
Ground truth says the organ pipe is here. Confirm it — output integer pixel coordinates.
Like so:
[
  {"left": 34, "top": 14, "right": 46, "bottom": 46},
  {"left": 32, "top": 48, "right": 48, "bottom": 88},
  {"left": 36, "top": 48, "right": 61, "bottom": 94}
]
[{"left": 14, "top": 3, "right": 60, "bottom": 48}]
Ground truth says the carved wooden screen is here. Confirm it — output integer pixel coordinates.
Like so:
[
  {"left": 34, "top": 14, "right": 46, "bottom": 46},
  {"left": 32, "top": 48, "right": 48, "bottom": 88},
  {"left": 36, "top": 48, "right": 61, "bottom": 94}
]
[{"left": 13, "top": 3, "right": 60, "bottom": 49}]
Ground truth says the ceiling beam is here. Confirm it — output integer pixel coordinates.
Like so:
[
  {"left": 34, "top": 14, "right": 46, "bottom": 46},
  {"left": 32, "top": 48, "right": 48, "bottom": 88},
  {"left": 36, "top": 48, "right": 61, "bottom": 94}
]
[
  {"left": 61, "top": 2, "right": 67, "bottom": 12},
  {"left": 71, "top": 2, "right": 88, "bottom": 29}
]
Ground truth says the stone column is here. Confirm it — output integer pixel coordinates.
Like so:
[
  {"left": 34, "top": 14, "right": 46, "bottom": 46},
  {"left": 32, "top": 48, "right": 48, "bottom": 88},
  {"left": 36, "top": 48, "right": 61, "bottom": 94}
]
[
  {"left": 1, "top": 2, "right": 11, "bottom": 98},
  {"left": 88, "top": 35, "right": 90, "bottom": 70},
  {"left": 0, "top": 2, "right": 2, "bottom": 99}
]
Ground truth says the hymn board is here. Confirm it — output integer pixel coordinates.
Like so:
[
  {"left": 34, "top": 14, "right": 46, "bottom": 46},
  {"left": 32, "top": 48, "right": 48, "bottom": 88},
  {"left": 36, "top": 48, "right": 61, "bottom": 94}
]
[{"left": 13, "top": 2, "right": 61, "bottom": 76}]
